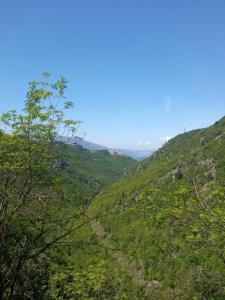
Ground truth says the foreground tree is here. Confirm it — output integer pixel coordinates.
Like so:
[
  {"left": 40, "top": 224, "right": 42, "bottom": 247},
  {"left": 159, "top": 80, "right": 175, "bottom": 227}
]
[{"left": 0, "top": 74, "right": 88, "bottom": 299}]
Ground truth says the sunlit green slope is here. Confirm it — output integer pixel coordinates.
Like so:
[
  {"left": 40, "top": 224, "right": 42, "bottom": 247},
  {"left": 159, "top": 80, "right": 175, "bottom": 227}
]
[
  {"left": 48, "top": 144, "right": 142, "bottom": 299},
  {"left": 90, "top": 116, "right": 225, "bottom": 299}
]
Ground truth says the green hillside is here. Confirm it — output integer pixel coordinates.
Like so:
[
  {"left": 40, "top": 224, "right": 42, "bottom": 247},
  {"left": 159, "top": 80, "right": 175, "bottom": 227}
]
[
  {"left": 60, "top": 144, "right": 138, "bottom": 205},
  {"left": 90, "top": 116, "right": 225, "bottom": 299},
  {"left": 44, "top": 144, "right": 143, "bottom": 300}
]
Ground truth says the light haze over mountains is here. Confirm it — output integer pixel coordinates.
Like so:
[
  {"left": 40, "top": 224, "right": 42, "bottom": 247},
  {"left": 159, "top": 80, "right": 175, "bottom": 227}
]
[{"left": 57, "top": 136, "right": 154, "bottom": 160}]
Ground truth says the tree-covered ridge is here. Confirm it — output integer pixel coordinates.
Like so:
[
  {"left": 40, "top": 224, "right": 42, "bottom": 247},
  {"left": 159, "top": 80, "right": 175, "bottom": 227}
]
[
  {"left": 60, "top": 143, "right": 138, "bottom": 205},
  {"left": 90, "top": 116, "right": 225, "bottom": 299}
]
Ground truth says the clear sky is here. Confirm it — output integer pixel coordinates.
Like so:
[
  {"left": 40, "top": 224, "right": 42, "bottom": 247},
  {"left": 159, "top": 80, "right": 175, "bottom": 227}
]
[{"left": 1, "top": 0, "right": 225, "bottom": 149}]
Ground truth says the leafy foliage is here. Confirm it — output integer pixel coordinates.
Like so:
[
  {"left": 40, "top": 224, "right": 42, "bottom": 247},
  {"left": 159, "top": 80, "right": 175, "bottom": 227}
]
[{"left": 0, "top": 74, "right": 79, "bottom": 298}]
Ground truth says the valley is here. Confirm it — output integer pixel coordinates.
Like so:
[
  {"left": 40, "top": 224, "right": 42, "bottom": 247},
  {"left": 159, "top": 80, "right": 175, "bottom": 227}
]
[
  {"left": 51, "top": 116, "right": 225, "bottom": 299},
  {"left": 1, "top": 75, "right": 225, "bottom": 299}
]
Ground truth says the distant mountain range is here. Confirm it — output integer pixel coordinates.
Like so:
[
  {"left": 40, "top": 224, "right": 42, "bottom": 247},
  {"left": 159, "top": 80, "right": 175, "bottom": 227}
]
[{"left": 56, "top": 136, "right": 154, "bottom": 160}]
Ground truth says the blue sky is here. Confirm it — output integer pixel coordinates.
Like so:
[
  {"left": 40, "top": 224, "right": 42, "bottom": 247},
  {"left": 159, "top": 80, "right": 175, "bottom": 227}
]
[{"left": 1, "top": 0, "right": 225, "bottom": 149}]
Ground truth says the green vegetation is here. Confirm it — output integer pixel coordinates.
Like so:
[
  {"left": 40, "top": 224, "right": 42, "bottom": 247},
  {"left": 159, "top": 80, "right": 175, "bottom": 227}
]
[
  {"left": 47, "top": 222, "right": 144, "bottom": 299},
  {"left": 0, "top": 73, "right": 81, "bottom": 299},
  {"left": 1, "top": 73, "right": 225, "bottom": 299},
  {"left": 90, "top": 116, "right": 225, "bottom": 299},
  {"left": 0, "top": 74, "right": 139, "bottom": 299},
  {"left": 61, "top": 144, "right": 138, "bottom": 205}
]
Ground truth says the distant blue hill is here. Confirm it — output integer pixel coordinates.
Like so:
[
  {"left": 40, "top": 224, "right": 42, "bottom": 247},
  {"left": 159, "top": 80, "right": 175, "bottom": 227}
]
[{"left": 56, "top": 136, "right": 154, "bottom": 160}]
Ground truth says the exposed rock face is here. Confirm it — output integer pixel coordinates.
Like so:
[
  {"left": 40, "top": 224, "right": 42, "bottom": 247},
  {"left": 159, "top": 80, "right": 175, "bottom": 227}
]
[
  {"left": 214, "top": 134, "right": 221, "bottom": 141},
  {"left": 200, "top": 137, "right": 205, "bottom": 145},
  {"left": 167, "top": 167, "right": 183, "bottom": 182},
  {"left": 198, "top": 158, "right": 217, "bottom": 180},
  {"left": 136, "top": 164, "right": 142, "bottom": 172}
]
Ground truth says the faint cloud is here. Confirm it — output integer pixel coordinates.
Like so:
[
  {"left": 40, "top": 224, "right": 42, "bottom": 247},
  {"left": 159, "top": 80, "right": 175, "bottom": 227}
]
[
  {"left": 165, "top": 96, "right": 173, "bottom": 112},
  {"left": 160, "top": 135, "right": 172, "bottom": 143},
  {"left": 137, "top": 140, "right": 155, "bottom": 150},
  {"left": 136, "top": 136, "right": 172, "bottom": 150}
]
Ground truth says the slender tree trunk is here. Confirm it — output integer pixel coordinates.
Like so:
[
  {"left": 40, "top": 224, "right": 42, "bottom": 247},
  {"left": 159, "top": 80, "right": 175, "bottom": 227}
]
[
  {"left": 0, "top": 285, "right": 4, "bottom": 300},
  {"left": 8, "top": 279, "right": 16, "bottom": 300}
]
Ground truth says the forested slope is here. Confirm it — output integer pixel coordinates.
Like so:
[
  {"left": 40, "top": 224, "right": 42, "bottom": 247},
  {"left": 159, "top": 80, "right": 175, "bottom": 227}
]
[
  {"left": 47, "top": 144, "right": 143, "bottom": 299},
  {"left": 60, "top": 143, "right": 138, "bottom": 205},
  {"left": 90, "top": 116, "right": 225, "bottom": 299}
]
